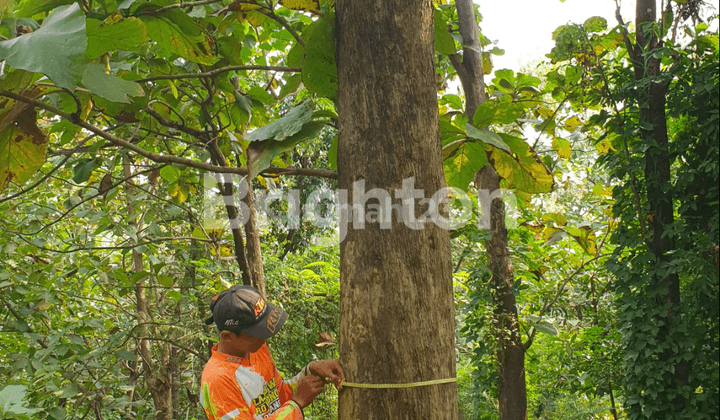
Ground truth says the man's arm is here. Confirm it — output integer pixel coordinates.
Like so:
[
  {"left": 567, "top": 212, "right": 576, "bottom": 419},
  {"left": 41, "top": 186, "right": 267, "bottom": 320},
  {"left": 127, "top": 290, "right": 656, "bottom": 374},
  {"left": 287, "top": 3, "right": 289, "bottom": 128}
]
[{"left": 307, "top": 359, "right": 345, "bottom": 391}]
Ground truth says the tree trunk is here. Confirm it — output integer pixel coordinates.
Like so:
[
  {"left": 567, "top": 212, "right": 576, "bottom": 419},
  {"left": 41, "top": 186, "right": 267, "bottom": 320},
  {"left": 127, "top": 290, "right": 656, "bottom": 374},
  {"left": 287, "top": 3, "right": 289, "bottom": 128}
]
[
  {"left": 208, "top": 142, "right": 253, "bottom": 286},
  {"left": 123, "top": 159, "right": 173, "bottom": 420},
  {"left": 336, "top": 1, "right": 457, "bottom": 419},
  {"left": 452, "top": 1, "right": 527, "bottom": 418},
  {"left": 475, "top": 169, "right": 527, "bottom": 420},
  {"left": 241, "top": 177, "right": 266, "bottom": 296},
  {"left": 635, "top": 0, "right": 688, "bottom": 389}
]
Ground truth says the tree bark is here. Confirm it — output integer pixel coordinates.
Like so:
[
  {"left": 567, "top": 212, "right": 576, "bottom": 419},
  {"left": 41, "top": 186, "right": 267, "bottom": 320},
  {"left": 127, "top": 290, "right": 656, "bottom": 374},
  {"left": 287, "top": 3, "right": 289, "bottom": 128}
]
[
  {"left": 453, "top": 1, "right": 527, "bottom": 418},
  {"left": 336, "top": 1, "right": 457, "bottom": 419}
]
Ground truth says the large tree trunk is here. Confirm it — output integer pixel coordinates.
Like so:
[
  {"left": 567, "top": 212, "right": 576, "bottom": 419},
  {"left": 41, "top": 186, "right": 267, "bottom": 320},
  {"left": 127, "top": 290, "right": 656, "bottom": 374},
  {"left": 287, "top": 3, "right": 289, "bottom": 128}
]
[
  {"left": 452, "top": 1, "right": 527, "bottom": 418},
  {"left": 336, "top": 1, "right": 457, "bottom": 419}
]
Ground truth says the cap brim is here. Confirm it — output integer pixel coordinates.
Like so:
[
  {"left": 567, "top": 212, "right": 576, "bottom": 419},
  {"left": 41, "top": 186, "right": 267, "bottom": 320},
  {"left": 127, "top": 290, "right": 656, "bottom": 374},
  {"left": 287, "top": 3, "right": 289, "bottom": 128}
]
[
  {"left": 204, "top": 315, "right": 214, "bottom": 325},
  {"left": 239, "top": 303, "right": 287, "bottom": 339}
]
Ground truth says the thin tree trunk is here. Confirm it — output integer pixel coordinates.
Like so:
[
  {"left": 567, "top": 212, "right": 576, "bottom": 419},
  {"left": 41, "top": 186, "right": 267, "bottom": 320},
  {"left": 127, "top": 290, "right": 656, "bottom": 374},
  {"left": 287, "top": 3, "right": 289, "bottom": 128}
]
[
  {"left": 241, "top": 176, "right": 266, "bottom": 296},
  {"left": 123, "top": 159, "right": 173, "bottom": 420},
  {"left": 608, "top": 380, "right": 619, "bottom": 420},
  {"left": 207, "top": 142, "right": 253, "bottom": 287},
  {"left": 452, "top": 1, "right": 527, "bottom": 418},
  {"left": 474, "top": 169, "right": 527, "bottom": 420},
  {"left": 336, "top": 1, "right": 457, "bottom": 418}
]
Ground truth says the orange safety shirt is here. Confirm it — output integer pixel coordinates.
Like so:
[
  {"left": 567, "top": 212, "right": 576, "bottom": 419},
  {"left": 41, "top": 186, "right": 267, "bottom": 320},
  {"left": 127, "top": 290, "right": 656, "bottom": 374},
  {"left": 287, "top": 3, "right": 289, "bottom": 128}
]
[{"left": 201, "top": 343, "right": 304, "bottom": 420}]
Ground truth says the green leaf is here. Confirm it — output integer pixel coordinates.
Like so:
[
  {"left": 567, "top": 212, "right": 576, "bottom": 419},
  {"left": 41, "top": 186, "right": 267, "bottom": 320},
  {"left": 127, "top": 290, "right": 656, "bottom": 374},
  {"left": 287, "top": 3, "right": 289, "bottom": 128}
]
[
  {"left": 434, "top": 11, "right": 456, "bottom": 55},
  {"left": 0, "top": 3, "right": 87, "bottom": 91},
  {"left": 535, "top": 321, "right": 559, "bottom": 336},
  {"left": 302, "top": 12, "right": 337, "bottom": 99},
  {"left": 48, "top": 407, "right": 67, "bottom": 420},
  {"left": 465, "top": 124, "right": 511, "bottom": 152},
  {"left": 0, "top": 107, "right": 48, "bottom": 193},
  {"left": 81, "top": 64, "right": 144, "bottom": 104},
  {"left": 58, "top": 383, "right": 79, "bottom": 399},
  {"left": 15, "top": 0, "right": 74, "bottom": 16},
  {"left": 443, "top": 140, "right": 488, "bottom": 191},
  {"left": 115, "top": 349, "right": 136, "bottom": 361},
  {"left": 286, "top": 40, "right": 305, "bottom": 67},
  {"left": 158, "top": 275, "right": 174, "bottom": 287},
  {"left": 490, "top": 134, "right": 554, "bottom": 194},
  {"left": 142, "top": 14, "right": 217, "bottom": 65},
  {"left": 230, "top": 91, "right": 252, "bottom": 129},
  {"left": 72, "top": 159, "right": 95, "bottom": 184},
  {"left": 584, "top": 16, "right": 608, "bottom": 33},
  {"left": 217, "top": 37, "right": 243, "bottom": 65},
  {"left": 0, "top": 384, "right": 40, "bottom": 415},
  {"left": 279, "top": 74, "right": 303, "bottom": 100},
  {"left": 247, "top": 86, "right": 276, "bottom": 106},
  {"left": 159, "top": 166, "right": 181, "bottom": 182},
  {"left": 86, "top": 17, "right": 147, "bottom": 59},
  {"left": 117, "top": 0, "right": 137, "bottom": 9},
  {"left": 247, "top": 121, "right": 326, "bottom": 178},
  {"left": 247, "top": 101, "right": 314, "bottom": 142},
  {"left": 472, "top": 101, "right": 523, "bottom": 127},
  {"left": 440, "top": 94, "right": 463, "bottom": 110}
]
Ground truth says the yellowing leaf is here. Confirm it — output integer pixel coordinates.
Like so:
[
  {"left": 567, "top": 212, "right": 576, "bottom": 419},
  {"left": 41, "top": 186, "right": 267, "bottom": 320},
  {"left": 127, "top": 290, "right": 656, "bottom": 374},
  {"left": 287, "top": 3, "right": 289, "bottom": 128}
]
[
  {"left": 595, "top": 137, "right": 615, "bottom": 154},
  {"left": 543, "top": 226, "right": 565, "bottom": 242},
  {"left": 0, "top": 107, "right": 48, "bottom": 194},
  {"left": 490, "top": 134, "right": 554, "bottom": 194},
  {"left": 228, "top": 2, "right": 262, "bottom": 12},
  {"left": 142, "top": 15, "right": 217, "bottom": 65},
  {"left": 243, "top": 10, "right": 266, "bottom": 27},
  {"left": 542, "top": 212, "right": 567, "bottom": 226},
  {"left": 537, "top": 107, "right": 555, "bottom": 118},
  {"left": 219, "top": 245, "right": 234, "bottom": 257},
  {"left": 567, "top": 226, "right": 597, "bottom": 255},
  {"left": 592, "top": 184, "right": 613, "bottom": 197},
  {"left": 280, "top": 0, "right": 319, "bottom": 12},
  {"left": 521, "top": 221, "right": 545, "bottom": 235},
  {"left": 563, "top": 115, "right": 583, "bottom": 132},
  {"left": 552, "top": 137, "right": 571, "bottom": 159},
  {"left": 482, "top": 51, "right": 494, "bottom": 75}
]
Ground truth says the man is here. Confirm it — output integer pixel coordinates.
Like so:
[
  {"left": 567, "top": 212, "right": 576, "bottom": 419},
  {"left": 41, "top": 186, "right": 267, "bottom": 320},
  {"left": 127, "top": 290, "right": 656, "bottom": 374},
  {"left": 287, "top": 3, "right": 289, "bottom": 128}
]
[{"left": 201, "top": 285, "right": 345, "bottom": 420}]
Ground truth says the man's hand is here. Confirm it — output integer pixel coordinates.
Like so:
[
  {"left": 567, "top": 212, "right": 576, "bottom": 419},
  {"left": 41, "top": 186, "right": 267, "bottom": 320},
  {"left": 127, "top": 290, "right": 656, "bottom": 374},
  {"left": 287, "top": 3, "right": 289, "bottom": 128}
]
[
  {"left": 292, "top": 375, "right": 325, "bottom": 408},
  {"left": 309, "top": 359, "right": 346, "bottom": 391}
]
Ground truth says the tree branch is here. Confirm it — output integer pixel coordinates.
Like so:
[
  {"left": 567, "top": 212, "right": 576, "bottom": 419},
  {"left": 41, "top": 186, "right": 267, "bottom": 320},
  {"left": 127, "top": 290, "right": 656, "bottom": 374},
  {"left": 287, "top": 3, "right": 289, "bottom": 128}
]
[
  {"left": 256, "top": 8, "right": 306, "bottom": 48},
  {"left": 147, "top": 0, "right": 229, "bottom": 15},
  {"left": 135, "top": 65, "right": 302, "bottom": 83},
  {"left": 0, "top": 90, "right": 337, "bottom": 180}
]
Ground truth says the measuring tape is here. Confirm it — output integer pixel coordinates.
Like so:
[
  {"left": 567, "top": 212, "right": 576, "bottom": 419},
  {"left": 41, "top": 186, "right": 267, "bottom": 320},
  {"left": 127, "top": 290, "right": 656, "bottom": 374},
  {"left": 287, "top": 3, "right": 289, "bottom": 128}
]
[{"left": 339, "top": 378, "right": 456, "bottom": 389}]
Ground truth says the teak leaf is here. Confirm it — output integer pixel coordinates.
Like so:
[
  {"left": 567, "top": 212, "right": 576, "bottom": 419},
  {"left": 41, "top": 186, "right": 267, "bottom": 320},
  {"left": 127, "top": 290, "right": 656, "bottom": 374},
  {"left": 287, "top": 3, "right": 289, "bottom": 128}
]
[{"left": 0, "top": 3, "right": 87, "bottom": 91}]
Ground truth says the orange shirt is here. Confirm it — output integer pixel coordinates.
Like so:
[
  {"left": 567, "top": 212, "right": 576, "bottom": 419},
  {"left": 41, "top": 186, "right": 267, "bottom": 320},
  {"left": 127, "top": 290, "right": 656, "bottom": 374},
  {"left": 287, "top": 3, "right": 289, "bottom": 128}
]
[{"left": 201, "top": 343, "right": 303, "bottom": 420}]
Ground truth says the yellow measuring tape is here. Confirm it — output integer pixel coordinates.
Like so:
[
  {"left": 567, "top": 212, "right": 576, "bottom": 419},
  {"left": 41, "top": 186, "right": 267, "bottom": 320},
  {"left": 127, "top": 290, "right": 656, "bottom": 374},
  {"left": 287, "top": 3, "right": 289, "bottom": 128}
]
[{"left": 340, "top": 378, "right": 456, "bottom": 389}]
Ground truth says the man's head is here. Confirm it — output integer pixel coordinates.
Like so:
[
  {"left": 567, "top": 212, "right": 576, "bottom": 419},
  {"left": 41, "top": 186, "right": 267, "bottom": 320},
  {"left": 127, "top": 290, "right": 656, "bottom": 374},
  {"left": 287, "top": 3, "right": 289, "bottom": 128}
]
[{"left": 205, "top": 285, "right": 287, "bottom": 349}]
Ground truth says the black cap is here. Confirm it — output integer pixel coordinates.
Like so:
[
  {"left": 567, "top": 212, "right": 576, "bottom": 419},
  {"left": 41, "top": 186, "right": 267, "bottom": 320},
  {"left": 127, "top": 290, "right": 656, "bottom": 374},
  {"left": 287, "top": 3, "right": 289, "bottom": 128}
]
[{"left": 204, "top": 285, "right": 287, "bottom": 339}]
